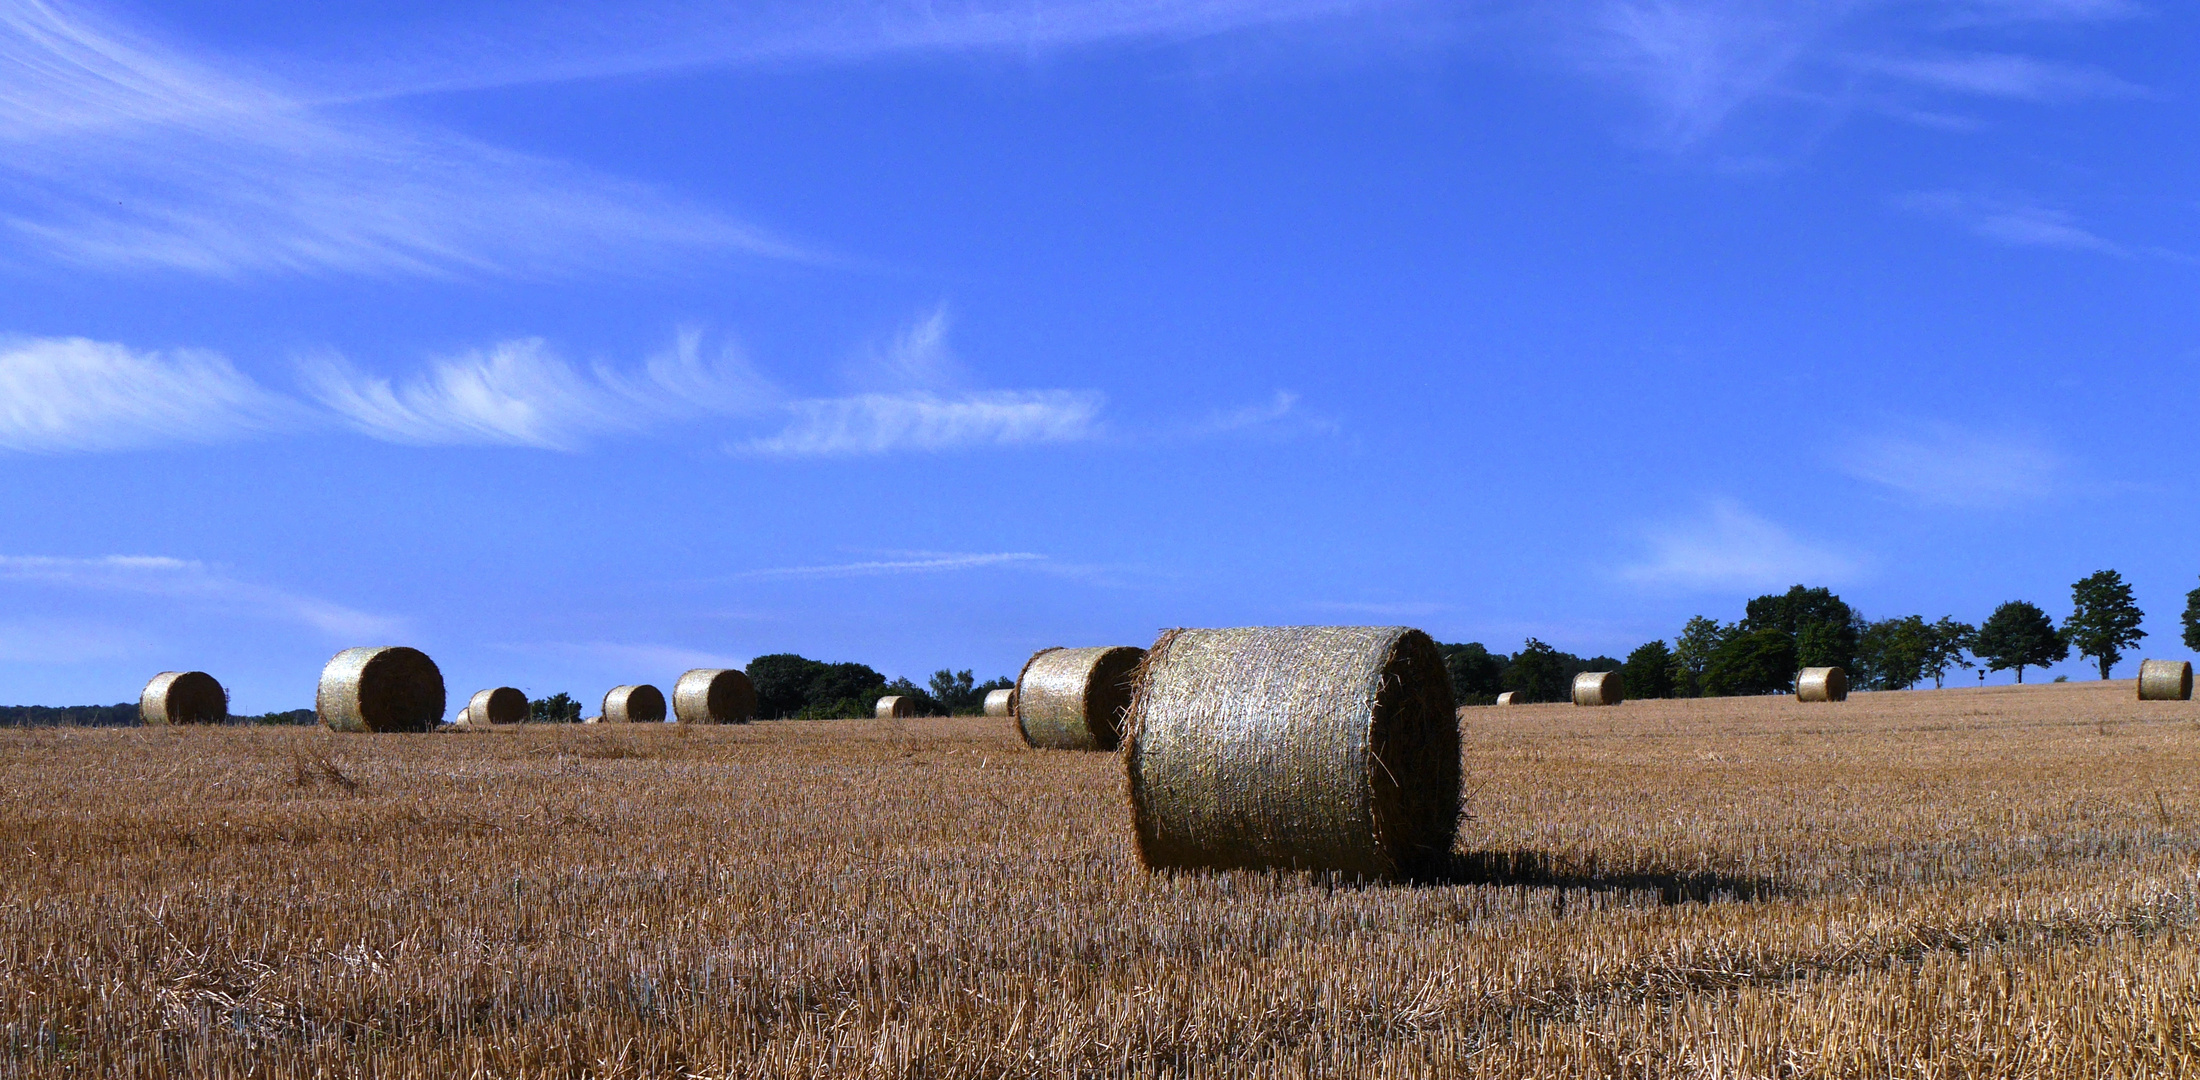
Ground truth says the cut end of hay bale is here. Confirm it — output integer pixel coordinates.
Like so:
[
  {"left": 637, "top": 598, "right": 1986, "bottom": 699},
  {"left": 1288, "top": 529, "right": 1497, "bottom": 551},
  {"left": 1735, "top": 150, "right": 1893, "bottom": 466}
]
[
  {"left": 603, "top": 684, "right": 667, "bottom": 723},
  {"left": 875, "top": 695, "right": 916, "bottom": 719},
  {"left": 1123, "top": 625, "right": 1461, "bottom": 881},
  {"left": 673, "top": 668, "right": 756, "bottom": 724},
  {"left": 2138, "top": 659, "right": 2194, "bottom": 701},
  {"left": 1571, "top": 671, "right": 1623, "bottom": 707},
  {"left": 318, "top": 647, "right": 445, "bottom": 733},
  {"left": 1015, "top": 645, "right": 1144, "bottom": 752},
  {"left": 1796, "top": 666, "right": 1848, "bottom": 703},
  {"left": 140, "top": 671, "right": 226, "bottom": 725},
  {"left": 1495, "top": 691, "right": 1520, "bottom": 706},
  {"left": 983, "top": 687, "right": 1017, "bottom": 718},
  {"left": 466, "top": 686, "right": 528, "bottom": 725}
]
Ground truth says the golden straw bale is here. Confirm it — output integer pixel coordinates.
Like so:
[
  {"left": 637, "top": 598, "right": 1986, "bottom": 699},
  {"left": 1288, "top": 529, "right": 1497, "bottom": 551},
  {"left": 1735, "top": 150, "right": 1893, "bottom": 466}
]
[
  {"left": 875, "top": 695, "right": 916, "bottom": 719},
  {"left": 318, "top": 647, "right": 445, "bottom": 733},
  {"left": 139, "top": 671, "right": 226, "bottom": 725},
  {"left": 603, "top": 685, "right": 666, "bottom": 724},
  {"left": 2138, "top": 659, "right": 2194, "bottom": 701},
  {"left": 1015, "top": 646, "right": 1144, "bottom": 752},
  {"left": 1495, "top": 691, "right": 1519, "bottom": 706},
  {"left": 1571, "top": 671, "right": 1623, "bottom": 707},
  {"left": 1797, "top": 666, "right": 1848, "bottom": 703},
  {"left": 673, "top": 669, "right": 756, "bottom": 724},
  {"left": 463, "top": 687, "right": 527, "bottom": 725},
  {"left": 1123, "top": 625, "right": 1460, "bottom": 879},
  {"left": 983, "top": 688, "right": 1016, "bottom": 718}
]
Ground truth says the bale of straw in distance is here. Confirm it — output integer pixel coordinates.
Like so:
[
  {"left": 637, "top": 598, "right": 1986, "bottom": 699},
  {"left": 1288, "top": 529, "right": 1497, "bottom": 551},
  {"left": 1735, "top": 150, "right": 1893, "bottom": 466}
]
[
  {"left": 1571, "top": 670, "right": 1623, "bottom": 707},
  {"left": 318, "top": 647, "right": 445, "bottom": 733},
  {"left": 140, "top": 671, "right": 227, "bottom": 725},
  {"left": 603, "top": 684, "right": 667, "bottom": 724},
  {"left": 1796, "top": 666, "right": 1848, "bottom": 703},
  {"left": 1123, "top": 625, "right": 1460, "bottom": 880},
  {"left": 1495, "top": 691, "right": 1519, "bottom": 706},
  {"left": 876, "top": 695, "right": 916, "bottom": 719},
  {"left": 467, "top": 687, "right": 528, "bottom": 725},
  {"left": 2138, "top": 659, "right": 2194, "bottom": 701},
  {"left": 983, "top": 687, "right": 1017, "bottom": 718},
  {"left": 673, "top": 668, "right": 756, "bottom": 724},
  {"left": 1016, "top": 645, "right": 1145, "bottom": 752}
]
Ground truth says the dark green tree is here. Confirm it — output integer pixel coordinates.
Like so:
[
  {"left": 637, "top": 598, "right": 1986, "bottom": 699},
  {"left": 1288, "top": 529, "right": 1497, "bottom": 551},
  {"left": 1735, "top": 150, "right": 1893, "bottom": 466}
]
[
  {"left": 1855, "top": 616, "right": 1923, "bottom": 691},
  {"left": 1502, "top": 638, "right": 1569, "bottom": 704},
  {"left": 1975, "top": 601, "right": 2068, "bottom": 683},
  {"left": 528, "top": 692, "right": 581, "bottom": 723},
  {"left": 927, "top": 669, "right": 1012, "bottom": 715},
  {"left": 1743, "top": 585, "right": 1860, "bottom": 673},
  {"left": 1702, "top": 628, "right": 1797, "bottom": 696},
  {"left": 1438, "top": 642, "right": 1508, "bottom": 707},
  {"left": 1669, "top": 616, "right": 1727, "bottom": 698},
  {"left": 1622, "top": 640, "right": 1674, "bottom": 699},
  {"left": 2064, "top": 569, "right": 2146, "bottom": 679},
  {"left": 1920, "top": 617, "right": 1976, "bottom": 689},
  {"left": 2186, "top": 578, "right": 2200, "bottom": 652}
]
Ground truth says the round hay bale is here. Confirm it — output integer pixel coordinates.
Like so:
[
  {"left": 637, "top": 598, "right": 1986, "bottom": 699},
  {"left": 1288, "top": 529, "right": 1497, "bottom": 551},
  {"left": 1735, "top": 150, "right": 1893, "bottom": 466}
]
[
  {"left": 1123, "top": 625, "right": 1460, "bottom": 880},
  {"left": 466, "top": 686, "right": 528, "bottom": 725},
  {"left": 603, "top": 684, "right": 666, "bottom": 723},
  {"left": 1495, "top": 691, "right": 1519, "bottom": 706},
  {"left": 2138, "top": 659, "right": 2194, "bottom": 701},
  {"left": 139, "top": 671, "right": 226, "bottom": 725},
  {"left": 673, "top": 668, "right": 756, "bottom": 724},
  {"left": 318, "top": 647, "right": 445, "bottom": 733},
  {"left": 1015, "top": 645, "right": 1145, "bottom": 752},
  {"left": 983, "top": 687, "right": 1017, "bottom": 717},
  {"left": 1796, "top": 666, "right": 1848, "bottom": 703},
  {"left": 875, "top": 695, "right": 916, "bottom": 719},
  {"left": 1571, "top": 670, "right": 1623, "bottom": 707}
]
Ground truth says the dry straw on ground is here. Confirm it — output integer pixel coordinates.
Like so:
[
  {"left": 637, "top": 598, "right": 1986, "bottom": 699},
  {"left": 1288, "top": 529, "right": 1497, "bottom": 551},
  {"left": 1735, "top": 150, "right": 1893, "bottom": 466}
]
[
  {"left": 1571, "top": 671, "right": 1622, "bottom": 707},
  {"left": 1798, "top": 666, "right": 1849, "bottom": 703},
  {"left": 1123, "top": 625, "right": 1460, "bottom": 880},
  {"left": 876, "top": 695, "right": 916, "bottom": 719},
  {"left": 673, "top": 668, "right": 756, "bottom": 724},
  {"left": 1495, "top": 690, "right": 1519, "bottom": 705},
  {"left": 1015, "top": 645, "right": 1144, "bottom": 751},
  {"left": 983, "top": 687, "right": 1016, "bottom": 717},
  {"left": 2138, "top": 659, "right": 2194, "bottom": 701},
  {"left": 316, "top": 647, "right": 444, "bottom": 733},
  {"left": 461, "top": 687, "right": 528, "bottom": 726},
  {"left": 602, "top": 684, "right": 666, "bottom": 724},
  {"left": 138, "top": 671, "right": 226, "bottom": 725}
]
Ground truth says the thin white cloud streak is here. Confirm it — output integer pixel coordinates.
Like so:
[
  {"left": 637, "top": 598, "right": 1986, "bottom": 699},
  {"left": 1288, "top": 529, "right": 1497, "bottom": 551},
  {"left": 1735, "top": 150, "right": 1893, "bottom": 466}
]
[
  {"left": 0, "top": 554, "right": 400, "bottom": 637},
  {"left": 1838, "top": 423, "right": 2067, "bottom": 507},
  {"left": 0, "top": 336, "right": 302, "bottom": 452},
  {"left": 1865, "top": 52, "right": 2137, "bottom": 101},
  {"left": 1184, "top": 390, "right": 1339, "bottom": 439},
  {"left": 1618, "top": 500, "right": 1861, "bottom": 591},
  {"left": 1896, "top": 191, "right": 2126, "bottom": 254},
  {"left": 526, "top": 641, "right": 748, "bottom": 674},
  {"left": 0, "top": 0, "right": 797, "bottom": 278},
  {"left": 844, "top": 304, "right": 969, "bottom": 392},
  {"left": 733, "top": 552, "right": 1048, "bottom": 579},
  {"left": 742, "top": 390, "right": 1105, "bottom": 456}
]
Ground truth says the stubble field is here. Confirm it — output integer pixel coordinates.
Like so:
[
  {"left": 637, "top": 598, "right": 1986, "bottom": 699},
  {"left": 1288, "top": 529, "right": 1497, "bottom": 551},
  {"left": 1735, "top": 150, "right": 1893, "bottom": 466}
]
[{"left": 3, "top": 679, "right": 2198, "bottom": 1078}]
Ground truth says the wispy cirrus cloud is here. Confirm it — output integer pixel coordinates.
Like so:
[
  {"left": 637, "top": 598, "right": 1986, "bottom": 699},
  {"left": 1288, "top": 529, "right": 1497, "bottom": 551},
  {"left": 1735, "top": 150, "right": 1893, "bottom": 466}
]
[
  {"left": 0, "top": 554, "right": 400, "bottom": 637},
  {"left": 741, "top": 390, "right": 1105, "bottom": 456},
  {"left": 1837, "top": 422, "right": 2069, "bottom": 507},
  {"left": 1894, "top": 191, "right": 2126, "bottom": 254},
  {"left": 1618, "top": 499, "right": 1861, "bottom": 591},
  {"left": 0, "top": 336, "right": 303, "bottom": 452},
  {"left": 731, "top": 551, "right": 1049, "bottom": 580}
]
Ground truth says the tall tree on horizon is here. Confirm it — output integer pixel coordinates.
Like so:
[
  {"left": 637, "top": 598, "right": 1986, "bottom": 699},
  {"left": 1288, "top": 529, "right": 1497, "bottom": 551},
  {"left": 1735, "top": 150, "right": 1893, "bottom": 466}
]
[
  {"left": 2065, "top": 570, "right": 2146, "bottom": 679},
  {"left": 2184, "top": 576, "right": 2200, "bottom": 653},
  {"left": 1921, "top": 617, "right": 1977, "bottom": 689},
  {"left": 1975, "top": 601, "right": 2068, "bottom": 684}
]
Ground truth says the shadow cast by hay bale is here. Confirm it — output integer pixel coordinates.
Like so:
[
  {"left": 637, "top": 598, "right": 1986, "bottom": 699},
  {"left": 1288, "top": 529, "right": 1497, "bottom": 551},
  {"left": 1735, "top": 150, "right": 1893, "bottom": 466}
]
[{"left": 1420, "top": 849, "right": 1783, "bottom": 905}]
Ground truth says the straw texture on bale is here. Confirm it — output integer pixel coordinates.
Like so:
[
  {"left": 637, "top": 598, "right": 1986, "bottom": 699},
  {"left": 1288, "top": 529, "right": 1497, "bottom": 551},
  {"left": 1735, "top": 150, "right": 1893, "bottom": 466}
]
[
  {"left": 318, "top": 647, "right": 445, "bottom": 733},
  {"left": 983, "top": 687, "right": 1017, "bottom": 718},
  {"left": 1796, "top": 666, "right": 1848, "bottom": 703},
  {"left": 139, "top": 671, "right": 226, "bottom": 725},
  {"left": 464, "top": 687, "right": 528, "bottom": 725},
  {"left": 603, "top": 684, "right": 666, "bottom": 724},
  {"left": 1122, "top": 625, "right": 1461, "bottom": 880},
  {"left": 2138, "top": 659, "right": 2194, "bottom": 701},
  {"left": 673, "top": 668, "right": 756, "bottom": 724},
  {"left": 1571, "top": 670, "right": 1623, "bottom": 707},
  {"left": 1495, "top": 691, "right": 1520, "bottom": 706},
  {"left": 1015, "top": 645, "right": 1145, "bottom": 752},
  {"left": 876, "top": 695, "right": 916, "bottom": 719}
]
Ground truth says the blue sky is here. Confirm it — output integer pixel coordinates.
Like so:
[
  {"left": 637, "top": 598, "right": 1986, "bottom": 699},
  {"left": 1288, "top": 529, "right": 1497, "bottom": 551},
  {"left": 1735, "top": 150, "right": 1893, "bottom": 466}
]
[{"left": 2, "top": 0, "right": 2194, "bottom": 710}]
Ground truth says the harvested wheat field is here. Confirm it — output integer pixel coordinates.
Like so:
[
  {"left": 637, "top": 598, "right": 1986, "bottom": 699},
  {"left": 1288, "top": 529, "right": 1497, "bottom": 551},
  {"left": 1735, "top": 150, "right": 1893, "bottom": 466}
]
[{"left": 4, "top": 679, "right": 2200, "bottom": 1078}]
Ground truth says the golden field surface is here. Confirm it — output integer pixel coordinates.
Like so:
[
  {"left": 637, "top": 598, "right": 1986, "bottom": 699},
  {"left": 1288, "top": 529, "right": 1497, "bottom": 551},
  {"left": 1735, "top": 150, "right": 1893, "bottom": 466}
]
[{"left": 4, "top": 679, "right": 2200, "bottom": 1078}]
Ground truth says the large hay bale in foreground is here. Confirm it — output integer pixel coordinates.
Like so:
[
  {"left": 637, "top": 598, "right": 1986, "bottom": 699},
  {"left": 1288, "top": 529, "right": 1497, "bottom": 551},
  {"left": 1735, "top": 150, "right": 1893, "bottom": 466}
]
[
  {"left": 983, "top": 687, "right": 1017, "bottom": 717},
  {"left": 603, "top": 684, "right": 666, "bottom": 724},
  {"left": 1796, "top": 667, "right": 1848, "bottom": 703},
  {"left": 1123, "top": 625, "right": 1460, "bottom": 879},
  {"left": 140, "top": 671, "right": 226, "bottom": 725},
  {"left": 1495, "top": 691, "right": 1520, "bottom": 706},
  {"left": 876, "top": 695, "right": 916, "bottom": 719},
  {"left": 1571, "top": 671, "right": 1622, "bottom": 707},
  {"left": 1016, "top": 645, "right": 1145, "bottom": 751},
  {"left": 462, "top": 686, "right": 527, "bottom": 725},
  {"left": 318, "top": 647, "right": 445, "bottom": 733},
  {"left": 673, "top": 668, "right": 756, "bottom": 724},
  {"left": 2139, "top": 659, "right": 2194, "bottom": 701}
]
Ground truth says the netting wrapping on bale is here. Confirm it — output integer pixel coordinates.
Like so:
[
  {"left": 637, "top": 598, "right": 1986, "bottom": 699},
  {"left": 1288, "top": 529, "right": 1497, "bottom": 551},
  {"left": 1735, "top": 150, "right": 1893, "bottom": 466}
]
[
  {"left": 604, "top": 685, "right": 667, "bottom": 723},
  {"left": 1016, "top": 645, "right": 1145, "bottom": 752},
  {"left": 673, "top": 668, "right": 756, "bottom": 724},
  {"left": 1796, "top": 667, "right": 1848, "bottom": 703},
  {"left": 876, "top": 695, "right": 916, "bottom": 719},
  {"left": 1122, "top": 625, "right": 1461, "bottom": 880},
  {"left": 466, "top": 687, "right": 528, "bottom": 725},
  {"left": 1571, "top": 671, "right": 1623, "bottom": 707},
  {"left": 983, "top": 688, "right": 1017, "bottom": 718},
  {"left": 2139, "top": 659, "right": 2194, "bottom": 701},
  {"left": 140, "top": 671, "right": 227, "bottom": 725},
  {"left": 318, "top": 647, "right": 445, "bottom": 733}
]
